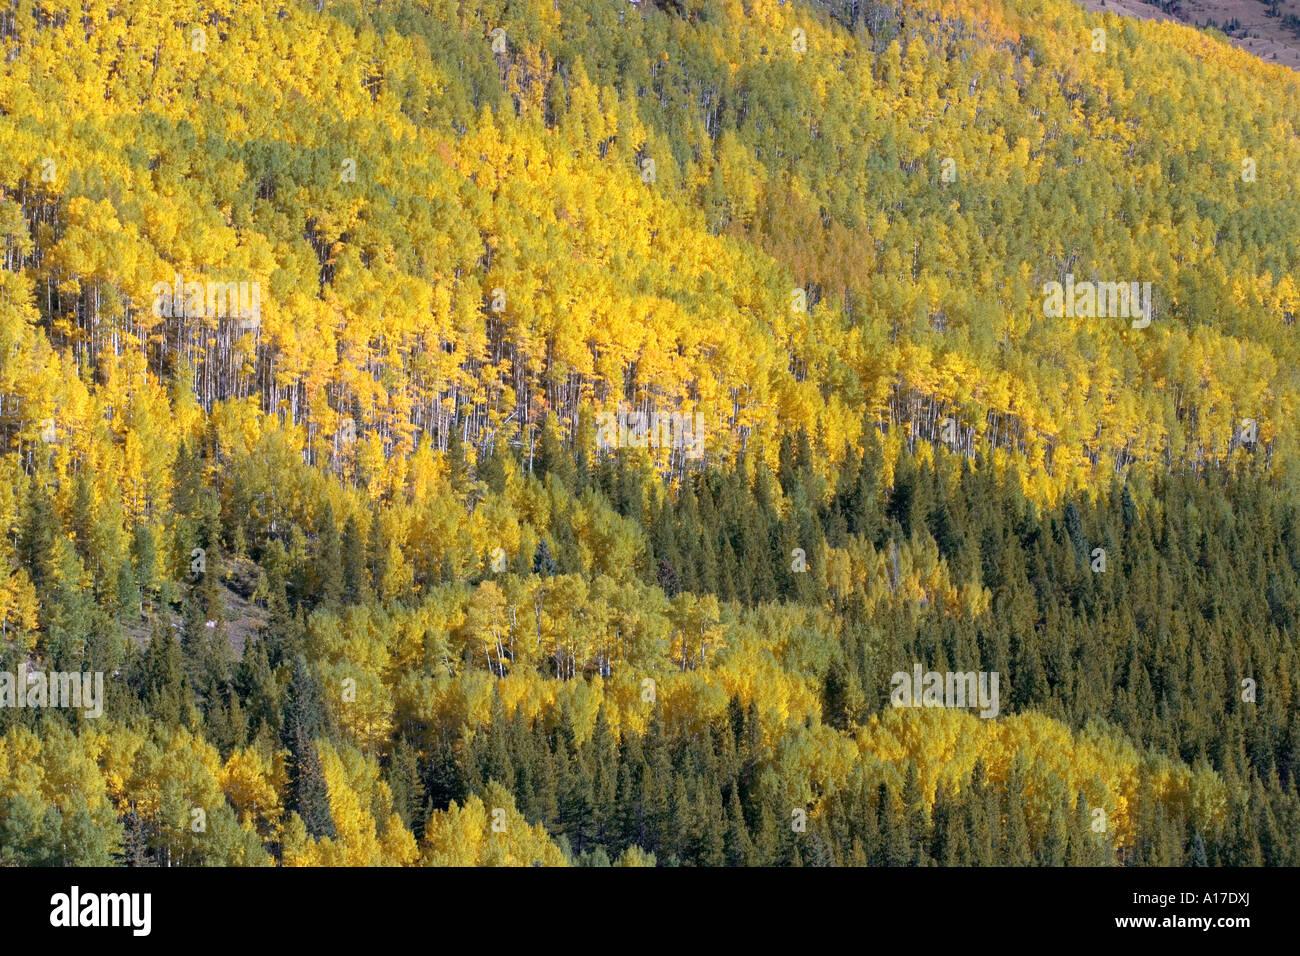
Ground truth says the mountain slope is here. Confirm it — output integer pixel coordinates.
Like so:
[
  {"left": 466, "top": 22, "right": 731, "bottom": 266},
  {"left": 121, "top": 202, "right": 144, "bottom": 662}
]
[{"left": 1, "top": 0, "right": 1297, "bottom": 505}]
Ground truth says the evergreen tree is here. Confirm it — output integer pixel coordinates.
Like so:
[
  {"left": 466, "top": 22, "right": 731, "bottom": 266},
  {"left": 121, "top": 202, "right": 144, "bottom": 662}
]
[
  {"left": 533, "top": 539, "right": 559, "bottom": 577},
  {"left": 341, "top": 514, "right": 369, "bottom": 605},
  {"left": 313, "top": 504, "right": 344, "bottom": 609},
  {"left": 279, "top": 657, "right": 336, "bottom": 840}
]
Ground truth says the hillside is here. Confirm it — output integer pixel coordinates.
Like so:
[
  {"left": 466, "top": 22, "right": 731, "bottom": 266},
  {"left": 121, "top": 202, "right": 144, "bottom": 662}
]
[
  {"left": 1076, "top": 0, "right": 1300, "bottom": 70},
  {"left": 0, "top": 0, "right": 1296, "bottom": 867},
  {"left": 3, "top": 0, "right": 1299, "bottom": 500}
]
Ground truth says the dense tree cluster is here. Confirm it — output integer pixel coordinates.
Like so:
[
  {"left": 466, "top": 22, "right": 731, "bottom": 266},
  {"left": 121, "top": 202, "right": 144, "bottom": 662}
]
[
  {"left": 2, "top": 423, "right": 1297, "bottom": 865},
  {"left": 0, "top": 0, "right": 1296, "bottom": 865}
]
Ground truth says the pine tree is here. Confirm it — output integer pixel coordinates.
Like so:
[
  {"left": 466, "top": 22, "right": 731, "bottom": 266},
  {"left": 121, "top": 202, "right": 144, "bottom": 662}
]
[
  {"left": 387, "top": 735, "right": 426, "bottom": 835},
  {"left": 966, "top": 760, "right": 994, "bottom": 866},
  {"left": 313, "top": 504, "right": 343, "bottom": 609},
  {"left": 130, "top": 524, "right": 158, "bottom": 613},
  {"left": 138, "top": 621, "right": 187, "bottom": 726},
  {"left": 341, "top": 514, "right": 369, "bottom": 605},
  {"left": 656, "top": 555, "right": 681, "bottom": 597},
  {"left": 279, "top": 657, "right": 336, "bottom": 839},
  {"left": 725, "top": 786, "right": 755, "bottom": 865},
  {"left": 903, "top": 763, "right": 930, "bottom": 865},
  {"left": 1002, "top": 763, "right": 1032, "bottom": 866},
  {"left": 878, "top": 783, "right": 909, "bottom": 866},
  {"left": 366, "top": 515, "right": 389, "bottom": 599},
  {"left": 533, "top": 539, "right": 559, "bottom": 577}
]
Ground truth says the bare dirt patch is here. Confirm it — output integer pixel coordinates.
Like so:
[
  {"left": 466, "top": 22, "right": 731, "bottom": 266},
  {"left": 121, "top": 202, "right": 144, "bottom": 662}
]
[
  {"left": 122, "top": 557, "right": 269, "bottom": 660},
  {"left": 1076, "top": 0, "right": 1300, "bottom": 69}
]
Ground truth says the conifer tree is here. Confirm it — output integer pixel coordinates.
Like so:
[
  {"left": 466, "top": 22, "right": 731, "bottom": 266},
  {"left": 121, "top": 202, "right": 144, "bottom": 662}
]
[
  {"left": 313, "top": 504, "right": 344, "bottom": 609},
  {"left": 280, "top": 657, "right": 336, "bottom": 840},
  {"left": 341, "top": 515, "right": 368, "bottom": 605}
]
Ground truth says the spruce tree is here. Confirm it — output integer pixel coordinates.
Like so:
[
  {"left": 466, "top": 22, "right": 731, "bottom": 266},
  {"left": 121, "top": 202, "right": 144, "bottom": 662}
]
[
  {"left": 533, "top": 539, "right": 559, "bottom": 577},
  {"left": 279, "top": 657, "right": 336, "bottom": 839},
  {"left": 341, "top": 514, "right": 368, "bottom": 605},
  {"left": 313, "top": 504, "right": 343, "bottom": 609}
]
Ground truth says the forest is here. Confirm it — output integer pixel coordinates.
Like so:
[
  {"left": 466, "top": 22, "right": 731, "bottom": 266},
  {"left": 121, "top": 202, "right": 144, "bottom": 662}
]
[{"left": 0, "top": 0, "right": 1297, "bottom": 866}]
